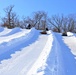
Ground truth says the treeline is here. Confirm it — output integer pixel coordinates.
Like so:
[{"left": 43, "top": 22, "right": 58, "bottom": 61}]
[{"left": 0, "top": 5, "right": 76, "bottom": 33}]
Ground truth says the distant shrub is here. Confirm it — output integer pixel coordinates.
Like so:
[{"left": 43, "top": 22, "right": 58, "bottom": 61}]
[{"left": 1, "top": 23, "right": 15, "bottom": 29}]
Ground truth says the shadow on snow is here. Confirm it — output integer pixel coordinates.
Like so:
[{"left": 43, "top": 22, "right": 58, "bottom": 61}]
[
  {"left": 44, "top": 32, "right": 76, "bottom": 75},
  {"left": 0, "top": 29, "right": 40, "bottom": 63}
]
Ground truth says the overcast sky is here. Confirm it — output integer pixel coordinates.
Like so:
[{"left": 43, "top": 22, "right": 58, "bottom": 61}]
[{"left": 0, "top": 0, "right": 76, "bottom": 18}]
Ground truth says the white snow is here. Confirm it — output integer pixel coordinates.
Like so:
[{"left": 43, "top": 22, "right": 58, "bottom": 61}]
[
  {"left": 0, "top": 27, "right": 53, "bottom": 75},
  {"left": 0, "top": 27, "right": 76, "bottom": 75},
  {"left": 63, "top": 34, "right": 76, "bottom": 57},
  {"left": 0, "top": 27, "right": 31, "bottom": 44},
  {"left": 27, "top": 33, "right": 53, "bottom": 75},
  {"left": 67, "top": 32, "right": 74, "bottom": 36},
  {"left": 0, "top": 27, "right": 12, "bottom": 36}
]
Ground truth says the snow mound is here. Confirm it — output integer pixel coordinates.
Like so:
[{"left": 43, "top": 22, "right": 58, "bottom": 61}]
[
  {"left": 4, "top": 27, "right": 22, "bottom": 36},
  {"left": 0, "top": 27, "right": 31, "bottom": 44},
  {"left": 0, "top": 28, "right": 12, "bottom": 36},
  {"left": 67, "top": 32, "right": 73, "bottom": 36},
  {"left": 0, "top": 27, "right": 37, "bottom": 61},
  {"left": 46, "top": 31, "right": 51, "bottom": 34}
]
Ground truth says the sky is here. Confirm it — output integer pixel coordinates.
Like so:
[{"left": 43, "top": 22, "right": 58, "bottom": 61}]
[{"left": 0, "top": 0, "right": 76, "bottom": 18}]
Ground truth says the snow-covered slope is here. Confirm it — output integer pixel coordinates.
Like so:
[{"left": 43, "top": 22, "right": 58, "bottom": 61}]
[
  {"left": 0, "top": 27, "right": 76, "bottom": 75},
  {"left": 63, "top": 32, "right": 76, "bottom": 57},
  {"left": 0, "top": 27, "right": 30, "bottom": 44},
  {"left": 0, "top": 27, "right": 12, "bottom": 36},
  {"left": 0, "top": 27, "right": 53, "bottom": 75}
]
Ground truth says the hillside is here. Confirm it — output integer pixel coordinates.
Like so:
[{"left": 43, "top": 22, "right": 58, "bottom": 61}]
[{"left": 0, "top": 27, "right": 76, "bottom": 75}]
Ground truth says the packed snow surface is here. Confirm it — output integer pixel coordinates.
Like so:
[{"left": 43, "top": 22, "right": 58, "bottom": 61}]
[{"left": 0, "top": 27, "right": 76, "bottom": 75}]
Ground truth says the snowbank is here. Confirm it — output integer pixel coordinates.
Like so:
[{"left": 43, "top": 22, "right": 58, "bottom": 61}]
[
  {"left": 0, "top": 27, "right": 38, "bottom": 61},
  {"left": 67, "top": 32, "right": 74, "bottom": 36},
  {"left": 63, "top": 35, "right": 76, "bottom": 56},
  {"left": 0, "top": 28, "right": 12, "bottom": 36},
  {"left": 3, "top": 27, "right": 22, "bottom": 36},
  {"left": 0, "top": 28, "right": 31, "bottom": 44}
]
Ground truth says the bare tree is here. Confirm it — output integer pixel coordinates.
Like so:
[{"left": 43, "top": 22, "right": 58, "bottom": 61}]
[
  {"left": 4, "top": 5, "right": 14, "bottom": 27},
  {"left": 67, "top": 15, "right": 76, "bottom": 32},
  {"left": 61, "top": 16, "right": 68, "bottom": 33},
  {"left": 32, "top": 11, "right": 43, "bottom": 29},
  {"left": 48, "top": 14, "right": 63, "bottom": 32},
  {"left": 21, "top": 16, "right": 34, "bottom": 29},
  {"left": 2, "top": 5, "right": 19, "bottom": 28},
  {"left": 32, "top": 11, "right": 48, "bottom": 30}
]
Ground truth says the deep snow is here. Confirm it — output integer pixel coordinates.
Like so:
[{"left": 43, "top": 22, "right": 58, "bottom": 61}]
[{"left": 0, "top": 27, "right": 76, "bottom": 75}]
